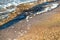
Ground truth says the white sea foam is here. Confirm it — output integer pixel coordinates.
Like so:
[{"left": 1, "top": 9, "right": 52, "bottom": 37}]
[
  {"left": 0, "top": 0, "right": 37, "bottom": 20},
  {"left": 36, "top": 2, "right": 59, "bottom": 15},
  {"left": 0, "top": 0, "right": 37, "bottom": 13},
  {"left": 0, "top": 0, "right": 59, "bottom": 20}
]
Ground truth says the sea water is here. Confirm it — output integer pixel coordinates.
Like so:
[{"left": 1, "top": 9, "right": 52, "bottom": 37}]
[
  {"left": 0, "top": 0, "right": 37, "bottom": 13},
  {"left": 0, "top": 0, "right": 37, "bottom": 20},
  {"left": 0, "top": 1, "right": 59, "bottom": 29}
]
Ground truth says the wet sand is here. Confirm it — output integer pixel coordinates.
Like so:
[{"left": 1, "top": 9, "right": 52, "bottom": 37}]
[
  {"left": 0, "top": 1, "right": 60, "bottom": 40},
  {"left": 17, "top": 6, "right": 60, "bottom": 40}
]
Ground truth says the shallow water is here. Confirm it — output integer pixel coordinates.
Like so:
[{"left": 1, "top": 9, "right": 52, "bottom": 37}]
[
  {"left": 0, "top": 0, "right": 37, "bottom": 14},
  {"left": 0, "top": 1, "right": 59, "bottom": 30}
]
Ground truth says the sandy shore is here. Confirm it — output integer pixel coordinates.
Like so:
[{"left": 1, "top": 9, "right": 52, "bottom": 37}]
[
  {"left": 0, "top": 0, "right": 54, "bottom": 26},
  {"left": 17, "top": 6, "right": 60, "bottom": 40},
  {"left": 0, "top": 0, "right": 60, "bottom": 40}
]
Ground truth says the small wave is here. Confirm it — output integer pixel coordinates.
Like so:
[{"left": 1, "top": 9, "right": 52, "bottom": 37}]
[
  {"left": 22, "top": 2, "right": 59, "bottom": 16},
  {"left": 0, "top": 0, "right": 37, "bottom": 13},
  {"left": 0, "top": 1, "right": 59, "bottom": 30},
  {"left": 36, "top": 2, "right": 59, "bottom": 14}
]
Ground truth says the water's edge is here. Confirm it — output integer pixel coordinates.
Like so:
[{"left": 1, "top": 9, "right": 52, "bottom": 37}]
[{"left": 0, "top": 1, "right": 59, "bottom": 30}]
